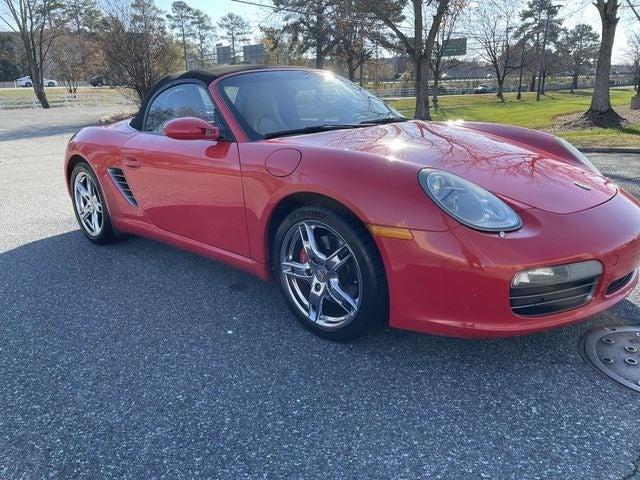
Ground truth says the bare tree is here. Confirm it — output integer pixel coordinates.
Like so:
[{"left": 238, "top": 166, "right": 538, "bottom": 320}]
[
  {"left": 167, "top": 1, "right": 194, "bottom": 70},
  {"left": 431, "top": 0, "right": 465, "bottom": 109},
  {"left": 626, "top": 0, "right": 640, "bottom": 21},
  {"left": 100, "top": 0, "right": 180, "bottom": 102},
  {"left": 217, "top": 12, "right": 250, "bottom": 64},
  {"left": 50, "top": 0, "right": 102, "bottom": 95},
  {"left": 360, "top": 0, "right": 450, "bottom": 120},
  {"left": 468, "top": 0, "right": 518, "bottom": 100},
  {"left": 0, "top": 0, "right": 65, "bottom": 108},
  {"left": 586, "top": 0, "right": 622, "bottom": 125},
  {"left": 51, "top": 33, "right": 100, "bottom": 94}
]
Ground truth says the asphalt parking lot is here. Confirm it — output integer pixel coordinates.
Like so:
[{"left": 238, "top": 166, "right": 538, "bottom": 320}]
[{"left": 1, "top": 108, "right": 639, "bottom": 480}]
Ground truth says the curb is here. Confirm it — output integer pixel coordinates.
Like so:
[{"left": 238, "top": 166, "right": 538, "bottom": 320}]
[{"left": 579, "top": 147, "right": 640, "bottom": 154}]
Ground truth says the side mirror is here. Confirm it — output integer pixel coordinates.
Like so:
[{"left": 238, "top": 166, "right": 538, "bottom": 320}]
[{"left": 163, "top": 117, "right": 220, "bottom": 140}]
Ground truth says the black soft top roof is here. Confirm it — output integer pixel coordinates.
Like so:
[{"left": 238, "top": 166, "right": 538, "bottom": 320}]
[{"left": 129, "top": 64, "right": 309, "bottom": 130}]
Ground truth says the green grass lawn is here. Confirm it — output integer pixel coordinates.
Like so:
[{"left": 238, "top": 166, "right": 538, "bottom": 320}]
[
  {"left": 387, "top": 88, "right": 640, "bottom": 148},
  {"left": 0, "top": 86, "right": 133, "bottom": 107}
]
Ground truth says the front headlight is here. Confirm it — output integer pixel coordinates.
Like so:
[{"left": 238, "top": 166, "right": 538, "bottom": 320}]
[
  {"left": 418, "top": 169, "right": 522, "bottom": 232},
  {"left": 556, "top": 137, "right": 600, "bottom": 174}
]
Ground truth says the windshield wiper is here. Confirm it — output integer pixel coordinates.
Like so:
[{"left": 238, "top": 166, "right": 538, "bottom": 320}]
[
  {"left": 264, "top": 124, "right": 366, "bottom": 139},
  {"left": 359, "top": 116, "right": 408, "bottom": 125}
]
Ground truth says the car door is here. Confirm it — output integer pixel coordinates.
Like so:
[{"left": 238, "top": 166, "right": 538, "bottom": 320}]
[{"left": 121, "top": 81, "right": 250, "bottom": 257}]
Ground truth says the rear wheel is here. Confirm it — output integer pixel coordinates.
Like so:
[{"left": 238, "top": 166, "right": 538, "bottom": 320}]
[
  {"left": 47, "top": 81, "right": 55, "bottom": 87},
  {"left": 273, "top": 206, "right": 387, "bottom": 341},
  {"left": 24, "top": 82, "right": 32, "bottom": 87},
  {"left": 71, "top": 163, "right": 116, "bottom": 244}
]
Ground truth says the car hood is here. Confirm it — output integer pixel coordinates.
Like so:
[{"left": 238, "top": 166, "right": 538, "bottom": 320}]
[{"left": 275, "top": 120, "right": 617, "bottom": 215}]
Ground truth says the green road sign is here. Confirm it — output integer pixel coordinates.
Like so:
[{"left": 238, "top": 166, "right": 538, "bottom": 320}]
[{"left": 442, "top": 38, "right": 467, "bottom": 57}]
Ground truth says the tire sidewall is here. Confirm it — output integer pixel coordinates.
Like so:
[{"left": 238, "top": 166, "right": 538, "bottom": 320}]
[
  {"left": 273, "top": 206, "right": 387, "bottom": 341},
  {"left": 70, "top": 163, "right": 114, "bottom": 244}
]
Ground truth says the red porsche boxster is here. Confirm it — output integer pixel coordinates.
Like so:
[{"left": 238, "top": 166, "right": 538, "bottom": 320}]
[{"left": 65, "top": 66, "right": 640, "bottom": 341}]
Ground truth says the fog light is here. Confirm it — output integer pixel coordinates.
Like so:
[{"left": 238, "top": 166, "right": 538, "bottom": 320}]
[{"left": 512, "top": 260, "right": 603, "bottom": 288}]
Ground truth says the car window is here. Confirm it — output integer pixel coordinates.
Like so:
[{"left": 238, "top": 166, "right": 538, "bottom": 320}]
[
  {"left": 144, "top": 83, "right": 226, "bottom": 136},
  {"left": 218, "top": 70, "right": 402, "bottom": 140}
]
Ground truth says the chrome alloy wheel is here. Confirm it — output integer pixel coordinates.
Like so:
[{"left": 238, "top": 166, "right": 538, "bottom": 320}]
[
  {"left": 280, "top": 220, "right": 362, "bottom": 329},
  {"left": 73, "top": 172, "right": 103, "bottom": 236}
]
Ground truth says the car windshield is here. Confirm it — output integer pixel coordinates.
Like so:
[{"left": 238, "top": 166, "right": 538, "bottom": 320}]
[{"left": 217, "top": 70, "right": 404, "bottom": 140}]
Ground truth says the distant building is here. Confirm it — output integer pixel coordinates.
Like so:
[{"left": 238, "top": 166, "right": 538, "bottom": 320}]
[
  {"left": 242, "top": 44, "right": 266, "bottom": 64},
  {"left": 216, "top": 44, "right": 231, "bottom": 65}
]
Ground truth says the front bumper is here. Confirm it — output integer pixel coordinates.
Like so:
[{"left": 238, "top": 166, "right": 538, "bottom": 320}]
[{"left": 377, "top": 190, "right": 640, "bottom": 338}]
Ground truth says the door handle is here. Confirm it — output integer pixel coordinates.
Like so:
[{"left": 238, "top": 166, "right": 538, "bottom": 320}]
[{"left": 124, "top": 157, "right": 140, "bottom": 169}]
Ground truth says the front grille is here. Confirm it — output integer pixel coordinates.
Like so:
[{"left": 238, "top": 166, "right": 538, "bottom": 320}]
[
  {"left": 108, "top": 167, "right": 138, "bottom": 207},
  {"left": 510, "top": 276, "right": 599, "bottom": 317},
  {"left": 606, "top": 271, "right": 635, "bottom": 295}
]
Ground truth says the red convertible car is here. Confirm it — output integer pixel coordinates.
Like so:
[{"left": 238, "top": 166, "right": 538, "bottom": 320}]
[{"left": 65, "top": 65, "right": 640, "bottom": 341}]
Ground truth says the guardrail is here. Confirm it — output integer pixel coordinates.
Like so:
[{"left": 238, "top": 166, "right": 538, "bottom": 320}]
[{"left": 0, "top": 93, "right": 135, "bottom": 110}]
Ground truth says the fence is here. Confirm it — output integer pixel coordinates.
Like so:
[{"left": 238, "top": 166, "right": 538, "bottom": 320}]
[
  {"left": 0, "top": 79, "right": 635, "bottom": 110},
  {"left": 0, "top": 92, "right": 136, "bottom": 110},
  {"left": 368, "top": 80, "right": 636, "bottom": 98},
  {"left": 0, "top": 80, "right": 91, "bottom": 89}
]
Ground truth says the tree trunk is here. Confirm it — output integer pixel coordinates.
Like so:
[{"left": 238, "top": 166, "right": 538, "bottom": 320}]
[
  {"left": 25, "top": 49, "right": 49, "bottom": 108},
  {"left": 315, "top": 6, "right": 325, "bottom": 70},
  {"left": 497, "top": 78, "right": 504, "bottom": 101},
  {"left": 414, "top": 57, "right": 431, "bottom": 120},
  {"left": 347, "top": 58, "right": 356, "bottom": 81},
  {"left": 182, "top": 33, "right": 188, "bottom": 69},
  {"left": 230, "top": 33, "right": 236, "bottom": 64},
  {"left": 412, "top": 0, "right": 447, "bottom": 120},
  {"left": 432, "top": 75, "right": 439, "bottom": 111},
  {"left": 529, "top": 74, "right": 536, "bottom": 92},
  {"left": 358, "top": 62, "right": 365, "bottom": 87},
  {"left": 586, "top": 0, "right": 621, "bottom": 124},
  {"left": 541, "top": 70, "right": 547, "bottom": 94},
  {"left": 33, "top": 82, "right": 49, "bottom": 108},
  {"left": 29, "top": 66, "right": 49, "bottom": 108},
  {"left": 571, "top": 71, "right": 578, "bottom": 93}
]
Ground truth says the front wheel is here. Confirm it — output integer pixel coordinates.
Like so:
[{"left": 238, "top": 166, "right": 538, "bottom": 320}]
[
  {"left": 71, "top": 163, "right": 116, "bottom": 244},
  {"left": 47, "top": 82, "right": 55, "bottom": 87},
  {"left": 273, "top": 206, "right": 388, "bottom": 341}
]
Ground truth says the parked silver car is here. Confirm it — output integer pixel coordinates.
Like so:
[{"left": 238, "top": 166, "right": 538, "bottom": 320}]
[{"left": 16, "top": 76, "right": 58, "bottom": 87}]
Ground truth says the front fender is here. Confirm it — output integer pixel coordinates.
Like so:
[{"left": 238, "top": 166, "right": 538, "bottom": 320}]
[{"left": 238, "top": 142, "right": 458, "bottom": 264}]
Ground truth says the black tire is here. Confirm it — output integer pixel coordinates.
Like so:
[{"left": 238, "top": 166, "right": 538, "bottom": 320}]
[
  {"left": 47, "top": 82, "right": 55, "bottom": 87},
  {"left": 70, "top": 163, "right": 117, "bottom": 245},
  {"left": 24, "top": 82, "right": 32, "bottom": 87},
  {"left": 272, "top": 205, "right": 388, "bottom": 341}
]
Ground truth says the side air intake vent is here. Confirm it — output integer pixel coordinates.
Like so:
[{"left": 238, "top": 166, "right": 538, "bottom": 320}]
[
  {"left": 108, "top": 167, "right": 138, "bottom": 207},
  {"left": 606, "top": 270, "right": 635, "bottom": 295}
]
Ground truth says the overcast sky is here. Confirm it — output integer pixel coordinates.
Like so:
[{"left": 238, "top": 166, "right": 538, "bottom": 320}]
[{"left": 155, "top": 0, "right": 637, "bottom": 64}]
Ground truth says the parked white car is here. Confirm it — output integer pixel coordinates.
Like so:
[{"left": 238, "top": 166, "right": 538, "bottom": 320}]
[{"left": 16, "top": 76, "right": 58, "bottom": 87}]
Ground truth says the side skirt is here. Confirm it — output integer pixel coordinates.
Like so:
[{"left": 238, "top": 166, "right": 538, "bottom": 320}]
[{"left": 111, "top": 218, "right": 272, "bottom": 281}]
